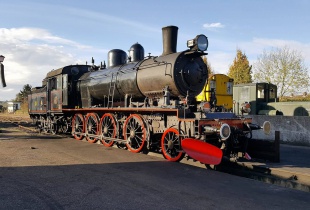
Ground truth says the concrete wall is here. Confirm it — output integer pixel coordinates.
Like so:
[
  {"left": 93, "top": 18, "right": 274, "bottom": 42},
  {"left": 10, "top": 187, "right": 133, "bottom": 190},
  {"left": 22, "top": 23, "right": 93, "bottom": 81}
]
[
  {"left": 266, "top": 102, "right": 310, "bottom": 116},
  {"left": 250, "top": 115, "right": 310, "bottom": 146}
]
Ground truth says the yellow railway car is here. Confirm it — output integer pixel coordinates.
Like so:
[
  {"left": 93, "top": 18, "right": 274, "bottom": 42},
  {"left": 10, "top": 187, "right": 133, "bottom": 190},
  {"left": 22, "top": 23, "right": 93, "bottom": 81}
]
[{"left": 196, "top": 74, "right": 234, "bottom": 111}]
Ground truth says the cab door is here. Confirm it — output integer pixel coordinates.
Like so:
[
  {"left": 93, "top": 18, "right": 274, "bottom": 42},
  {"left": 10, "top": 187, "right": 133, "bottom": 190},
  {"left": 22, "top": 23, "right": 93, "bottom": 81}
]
[{"left": 49, "top": 75, "right": 63, "bottom": 112}]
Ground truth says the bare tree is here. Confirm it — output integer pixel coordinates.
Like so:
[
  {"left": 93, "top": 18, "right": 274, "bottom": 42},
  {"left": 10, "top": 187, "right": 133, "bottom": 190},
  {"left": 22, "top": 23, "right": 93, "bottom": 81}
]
[{"left": 253, "top": 46, "right": 309, "bottom": 97}]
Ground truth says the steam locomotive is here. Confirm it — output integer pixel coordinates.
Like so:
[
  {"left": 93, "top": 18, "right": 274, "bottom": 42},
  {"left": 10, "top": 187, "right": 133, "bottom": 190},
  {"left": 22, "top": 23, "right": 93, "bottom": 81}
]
[{"left": 28, "top": 26, "right": 270, "bottom": 165}]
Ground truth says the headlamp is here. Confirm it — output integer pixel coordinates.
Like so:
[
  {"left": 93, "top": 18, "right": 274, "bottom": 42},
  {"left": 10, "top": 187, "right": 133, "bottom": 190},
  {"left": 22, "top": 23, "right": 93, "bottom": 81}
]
[
  {"left": 263, "top": 121, "right": 271, "bottom": 135},
  {"left": 219, "top": 123, "right": 231, "bottom": 140},
  {"left": 187, "top": 35, "right": 208, "bottom": 51}
]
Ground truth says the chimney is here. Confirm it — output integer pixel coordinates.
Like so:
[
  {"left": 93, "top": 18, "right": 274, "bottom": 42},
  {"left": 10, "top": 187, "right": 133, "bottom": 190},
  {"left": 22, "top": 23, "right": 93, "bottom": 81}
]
[{"left": 162, "top": 26, "right": 178, "bottom": 56}]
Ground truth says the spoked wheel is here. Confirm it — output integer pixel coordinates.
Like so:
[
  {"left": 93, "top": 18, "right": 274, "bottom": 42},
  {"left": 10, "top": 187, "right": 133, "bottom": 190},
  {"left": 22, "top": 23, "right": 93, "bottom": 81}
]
[
  {"left": 60, "top": 118, "right": 69, "bottom": 133},
  {"left": 123, "top": 114, "right": 147, "bottom": 153},
  {"left": 47, "top": 116, "right": 58, "bottom": 135},
  {"left": 85, "top": 113, "right": 99, "bottom": 143},
  {"left": 34, "top": 116, "right": 40, "bottom": 129},
  {"left": 40, "top": 116, "right": 48, "bottom": 133},
  {"left": 37, "top": 116, "right": 45, "bottom": 132},
  {"left": 50, "top": 121, "right": 58, "bottom": 135},
  {"left": 161, "top": 128, "right": 185, "bottom": 162},
  {"left": 99, "top": 113, "right": 117, "bottom": 147},
  {"left": 72, "top": 114, "right": 85, "bottom": 140}
]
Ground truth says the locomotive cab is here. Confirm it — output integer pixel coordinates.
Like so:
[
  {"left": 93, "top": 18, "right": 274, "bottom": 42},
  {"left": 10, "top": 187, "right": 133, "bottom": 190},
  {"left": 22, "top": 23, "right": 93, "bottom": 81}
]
[
  {"left": 28, "top": 65, "right": 90, "bottom": 116},
  {"left": 45, "top": 65, "right": 90, "bottom": 110}
]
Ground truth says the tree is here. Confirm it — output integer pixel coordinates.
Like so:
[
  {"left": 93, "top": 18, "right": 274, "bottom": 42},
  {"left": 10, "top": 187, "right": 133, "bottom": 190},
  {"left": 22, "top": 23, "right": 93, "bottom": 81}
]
[
  {"left": 15, "top": 84, "right": 32, "bottom": 113},
  {"left": 202, "top": 56, "right": 214, "bottom": 75},
  {"left": 253, "top": 46, "right": 309, "bottom": 97},
  {"left": 228, "top": 49, "right": 252, "bottom": 84},
  {"left": 15, "top": 84, "right": 32, "bottom": 102}
]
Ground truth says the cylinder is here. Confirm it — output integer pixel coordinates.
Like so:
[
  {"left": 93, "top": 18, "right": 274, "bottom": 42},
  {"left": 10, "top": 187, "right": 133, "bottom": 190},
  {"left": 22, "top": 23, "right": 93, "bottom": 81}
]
[{"left": 162, "top": 26, "right": 178, "bottom": 56}]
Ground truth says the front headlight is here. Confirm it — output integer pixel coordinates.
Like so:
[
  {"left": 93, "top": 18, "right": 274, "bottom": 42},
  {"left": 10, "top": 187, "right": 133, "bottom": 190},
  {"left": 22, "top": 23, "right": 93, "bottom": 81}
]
[
  {"left": 220, "top": 123, "right": 231, "bottom": 140},
  {"left": 187, "top": 34, "right": 208, "bottom": 52},
  {"left": 263, "top": 121, "right": 271, "bottom": 135},
  {"left": 197, "top": 35, "right": 208, "bottom": 51}
]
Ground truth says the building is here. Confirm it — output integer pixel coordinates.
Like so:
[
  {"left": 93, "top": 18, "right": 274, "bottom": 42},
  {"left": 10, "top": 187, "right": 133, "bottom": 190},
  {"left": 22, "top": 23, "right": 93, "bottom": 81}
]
[{"left": 7, "top": 101, "right": 21, "bottom": 113}]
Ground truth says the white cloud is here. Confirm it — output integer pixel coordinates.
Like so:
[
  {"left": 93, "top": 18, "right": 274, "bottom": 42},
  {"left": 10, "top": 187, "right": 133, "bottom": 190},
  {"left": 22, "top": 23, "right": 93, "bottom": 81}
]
[
  {"left": 0, "top": 27, "right": 106, "bottom": 101},
  {"left": 0, "top": 28, "right": 91, "bottom": 49},
  {"left": 203, "top": 23, "right": 225, "bottom": 30}
]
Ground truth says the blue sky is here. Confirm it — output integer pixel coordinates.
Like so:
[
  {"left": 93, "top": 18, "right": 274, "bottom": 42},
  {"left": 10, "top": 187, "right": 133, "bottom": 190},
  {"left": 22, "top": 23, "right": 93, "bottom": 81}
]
[{"left": 1, "top": 0, "right": 309, "bottom": 101}]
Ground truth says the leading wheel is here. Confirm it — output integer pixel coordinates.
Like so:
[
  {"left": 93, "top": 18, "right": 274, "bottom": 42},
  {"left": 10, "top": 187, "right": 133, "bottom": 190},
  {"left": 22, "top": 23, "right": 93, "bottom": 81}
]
[
  {"left": 99, "top": 113, "right": 117, "bottom": 147},
  {"left": 161, "top": 128, "right": 185, "bottom": 162},
  {"left": 72, "top": 114, "right": 85, "bottom": 140},
  {"left": 85, "top": 113, "right": 99, "bottom": 143},
  {"left": 123, "top": 114, "right": 147, "bottom": 153}
]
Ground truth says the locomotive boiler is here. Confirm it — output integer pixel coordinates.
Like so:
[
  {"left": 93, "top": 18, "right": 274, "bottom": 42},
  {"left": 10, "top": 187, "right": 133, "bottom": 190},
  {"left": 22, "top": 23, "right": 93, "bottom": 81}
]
[
  {"left": 28, "top": 25, "right": 271, "bottom": 165},
  {"left": 79, "top": 26, "right": 207, "bottom": 108}
]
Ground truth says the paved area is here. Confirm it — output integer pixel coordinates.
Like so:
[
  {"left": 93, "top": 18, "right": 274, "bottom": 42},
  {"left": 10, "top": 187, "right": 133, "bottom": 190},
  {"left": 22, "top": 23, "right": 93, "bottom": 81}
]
[
  {"left": 0, "top": 123, "right": 309, "bottom": 210},
  {"left": 1, "top": 120, "right": 310, "bottom": 190}
]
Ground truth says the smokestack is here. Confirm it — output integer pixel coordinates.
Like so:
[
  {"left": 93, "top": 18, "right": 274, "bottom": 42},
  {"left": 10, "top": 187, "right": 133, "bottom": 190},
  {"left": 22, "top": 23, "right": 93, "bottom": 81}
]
[{"left": 162, "top": 26, "right": 178, "bottom": 56}]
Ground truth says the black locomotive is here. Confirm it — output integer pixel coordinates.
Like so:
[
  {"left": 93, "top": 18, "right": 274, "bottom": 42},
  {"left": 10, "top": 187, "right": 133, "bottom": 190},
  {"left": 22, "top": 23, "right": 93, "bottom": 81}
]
[{"left": 28, "top": 26, "right": 270, "bottom": 164}]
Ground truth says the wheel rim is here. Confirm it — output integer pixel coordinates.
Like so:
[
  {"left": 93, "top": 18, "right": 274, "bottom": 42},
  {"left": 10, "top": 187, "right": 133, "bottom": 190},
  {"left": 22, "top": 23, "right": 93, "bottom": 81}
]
[
  {"left": 100, "top": 113, "right": 117, "bottom": 147},
  {"left": 123, "top": 114, "right": 146, "bottom": 153},
  {"left": 161, "top": 128, "right": 184, "bottom": 162},
  {"left": 72, "top": 114, "right": 85, "bottom": 140},
  {"left": 85, "top": 113, "right": 99, "bottom": 143}
]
